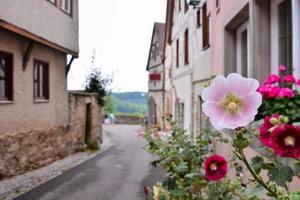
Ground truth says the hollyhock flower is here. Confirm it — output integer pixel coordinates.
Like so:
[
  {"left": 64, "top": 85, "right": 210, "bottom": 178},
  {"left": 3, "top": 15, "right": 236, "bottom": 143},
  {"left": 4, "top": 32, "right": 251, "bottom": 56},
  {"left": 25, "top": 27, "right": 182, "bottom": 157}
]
[
  {"left": 267, "top": 86, "right": 281, "bottom": 98},
  {"left": 278, "top": 65, "right": 287, "bottom": 72},
  {"left": 270, "top": 125, "right": 300, "bottom": 159},
  {"left": 202, "top": 73, "right": 262, "bottom": 130},
  {"left": 259, "top": 114, "right": 281, "bottom": 147},
  {"left": 264, "top": 74, "right": 281, "bottom": 84},
  {"left": 203, "top": 155, "right": 227, "bottom": 181},
  {"left": 283, "top": 74, "right": 296, "bottom": 83},
  {"left": 296, "top": 79, "right": 300, "bottom": 86},
  {"left": 278, "top": 87, "right": 294, "bottom": 98}
]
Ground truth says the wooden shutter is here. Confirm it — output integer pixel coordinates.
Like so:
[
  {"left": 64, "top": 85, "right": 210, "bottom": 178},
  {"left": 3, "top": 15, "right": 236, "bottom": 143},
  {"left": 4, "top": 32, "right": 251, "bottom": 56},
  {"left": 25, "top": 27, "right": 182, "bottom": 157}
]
[
  {"left": 184, "top": 29, "right": 189, "bottom": 65},
  {"left": 202, "top": 3, "right": 210, "bottom": 49}
]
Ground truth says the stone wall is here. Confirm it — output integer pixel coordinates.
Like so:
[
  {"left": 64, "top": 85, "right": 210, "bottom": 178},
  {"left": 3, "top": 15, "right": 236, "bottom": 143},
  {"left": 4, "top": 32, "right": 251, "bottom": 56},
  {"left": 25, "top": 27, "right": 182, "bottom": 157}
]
[
  {"left": 115, "top": 114, "right": 144, "bottom": 125},
  {"left": 0, "top": 92, "right": 102, "bottom": 179}
]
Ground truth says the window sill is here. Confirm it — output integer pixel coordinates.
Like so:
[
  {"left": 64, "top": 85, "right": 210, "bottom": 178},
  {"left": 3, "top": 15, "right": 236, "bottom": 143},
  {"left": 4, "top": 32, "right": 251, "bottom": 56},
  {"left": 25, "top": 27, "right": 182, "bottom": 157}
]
[
  {"left": 0, "top": 99, "right": 13, "bottom": 104},
  {"left": 34, "top": 99, "right": 50, "bottom": 103}
]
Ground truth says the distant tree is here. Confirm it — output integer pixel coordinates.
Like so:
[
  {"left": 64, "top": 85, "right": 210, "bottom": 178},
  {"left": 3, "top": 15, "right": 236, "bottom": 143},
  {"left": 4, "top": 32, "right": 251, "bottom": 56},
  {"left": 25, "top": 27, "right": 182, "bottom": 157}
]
[
  {"left": 104, "top": 95, "right": 115, "bottom": 113},
  {"left": 85, "top": 68, "right": 112, "bottom": 106}
]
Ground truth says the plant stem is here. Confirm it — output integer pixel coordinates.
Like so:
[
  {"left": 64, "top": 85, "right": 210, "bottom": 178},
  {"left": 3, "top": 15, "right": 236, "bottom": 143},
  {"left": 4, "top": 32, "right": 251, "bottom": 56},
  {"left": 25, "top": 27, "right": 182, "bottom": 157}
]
[{"left": 238, "top": 148, "right": 278, "bottom": 198}]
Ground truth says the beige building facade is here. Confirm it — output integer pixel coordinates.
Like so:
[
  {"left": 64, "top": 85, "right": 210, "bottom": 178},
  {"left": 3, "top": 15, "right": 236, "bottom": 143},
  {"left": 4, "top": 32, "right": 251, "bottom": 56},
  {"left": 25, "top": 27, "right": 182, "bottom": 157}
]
[
  {"left": 146, "top": 23, "right": 165, "bottom": 128},
  {"left": 0, "top": 0, "right": 102, "bottom": 178}
]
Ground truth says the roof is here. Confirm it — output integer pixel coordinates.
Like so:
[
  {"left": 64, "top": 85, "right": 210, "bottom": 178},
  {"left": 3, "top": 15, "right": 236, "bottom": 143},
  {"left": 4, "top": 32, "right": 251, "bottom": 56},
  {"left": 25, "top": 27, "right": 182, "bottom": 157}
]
[{"left": 146, "top": 22, "right": 166, "bottom": 70}]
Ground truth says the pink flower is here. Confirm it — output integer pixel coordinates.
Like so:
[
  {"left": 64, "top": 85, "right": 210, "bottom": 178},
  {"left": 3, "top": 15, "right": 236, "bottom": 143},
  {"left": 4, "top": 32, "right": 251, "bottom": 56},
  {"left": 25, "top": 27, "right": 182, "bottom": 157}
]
[
  {"left": 283, "top": 74, "right": 296, "bottom": 83},
  {"left": 264, "top": 74, "right": 281, "bottom": 84},
  {"left": 203, "top": 155, "right": 227, "bottom": 181},
  {"left": 269, "top": 125, "right": 300, "bottom": 159},
  {"left": 278, "top": 88, "right": 294, "bottom": 98},
  {"left": 296, "top": 79, "right": 300, "bottom": 86},
  {"left": 202, "top": 73, "right": 262, "bottom": 130},
  {"left": 267, "top": 86, "right": 281, "bottom": 98},
  {"left": 278, "top": 65, "right": 286, "bottom": 72}
]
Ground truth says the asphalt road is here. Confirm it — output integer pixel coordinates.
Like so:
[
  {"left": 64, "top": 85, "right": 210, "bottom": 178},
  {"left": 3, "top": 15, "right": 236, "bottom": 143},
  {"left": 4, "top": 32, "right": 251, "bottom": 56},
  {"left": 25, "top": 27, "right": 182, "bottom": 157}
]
[{"left": 15, "top": 125, "right": 165, "bottom": 200}]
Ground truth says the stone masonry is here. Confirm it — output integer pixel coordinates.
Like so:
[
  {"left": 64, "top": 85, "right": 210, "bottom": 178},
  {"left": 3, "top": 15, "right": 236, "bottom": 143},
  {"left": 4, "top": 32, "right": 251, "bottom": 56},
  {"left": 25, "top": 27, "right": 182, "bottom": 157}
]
[{"left": 0, "top": 92, "right": 102, "bottom": 179}]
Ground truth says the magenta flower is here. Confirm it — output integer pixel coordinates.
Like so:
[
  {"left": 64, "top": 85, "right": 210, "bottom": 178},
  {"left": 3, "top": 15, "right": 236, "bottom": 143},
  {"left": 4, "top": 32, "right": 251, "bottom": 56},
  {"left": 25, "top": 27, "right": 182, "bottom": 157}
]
[
  {"left": 296, "top": 79, "right": 300, "bottom": 86},
  {"left": 278, "top": 65, "right": 287, "bottom": 72},
  {"left": 264, "top": 74, "right": 281, "bottom": 84},
  {"left": 202, "top": 73, "right": 262, "bottom": 130},
  {"left": 283, "top": 74, "right": 296, "bottom": 83},
  {"left": 269, "top": 125, "right": 300, "bottom": 159},
  {"left": 203, "top": 155, "right": 227, "bottom": 181},
  {"left": 278, "top": 88, "right": 294, "bottom": 98},
  {"left": 259, "top": 114, "right": 281, "bottom": 147}
]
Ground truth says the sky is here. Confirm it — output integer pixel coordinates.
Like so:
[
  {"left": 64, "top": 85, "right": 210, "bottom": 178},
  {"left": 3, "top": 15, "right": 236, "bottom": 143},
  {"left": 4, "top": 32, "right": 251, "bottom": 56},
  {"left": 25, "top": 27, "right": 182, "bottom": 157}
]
[{"left": 67, "top": 0, "right": 167, "bottom": 92}]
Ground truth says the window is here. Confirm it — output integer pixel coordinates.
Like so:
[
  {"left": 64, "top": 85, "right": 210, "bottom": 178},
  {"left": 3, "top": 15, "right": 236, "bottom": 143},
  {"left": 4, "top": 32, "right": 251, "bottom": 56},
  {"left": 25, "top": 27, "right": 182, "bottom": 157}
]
[
  {"left": 176, "top": 39, "right": 179, "bottom": 68},
  {"left": 0, "top": 51, "right": 13, "bottom": 100},
  {"left": 278, "top": 0, "right": 292, "bottom": 73},
  {"left": 34, "top": 60, "right": 49, "bottom": 100},
  {"left": 197, "top": 9, "right": 201, "bottom": 27},
  {"left": 175, "top": 102, "right": 184, "bottom": 129},
  {"left": 241, "top": 30, "right": 248, "bottom": 77},
  {"left": 202, "top": 3, "right": 210, "bottom": 49},
  {"left": 184, "top": 29, "right": 189, "bottom": 65},
  {"left": 59, "top": 0, "right": 72, "bottom": 14}
]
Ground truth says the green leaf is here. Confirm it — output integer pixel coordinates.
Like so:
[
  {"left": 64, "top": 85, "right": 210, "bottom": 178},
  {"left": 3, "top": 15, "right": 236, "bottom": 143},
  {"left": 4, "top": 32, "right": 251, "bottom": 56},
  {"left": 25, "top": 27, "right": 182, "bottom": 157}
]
[
  {"left": 175, "top": 161, "right": 188, "bottom": 172},
  {"left": 251, "top": 156, "right": 264, "bottom": 174},
  {"left": 233, "top": 138, "right": 249, "bottom": 149},
  {"left": 291, "top": 191, "right": 300, "bottom": 200},
  {"left": 268, "top": 165, "right": 294, "bottom": 186}
]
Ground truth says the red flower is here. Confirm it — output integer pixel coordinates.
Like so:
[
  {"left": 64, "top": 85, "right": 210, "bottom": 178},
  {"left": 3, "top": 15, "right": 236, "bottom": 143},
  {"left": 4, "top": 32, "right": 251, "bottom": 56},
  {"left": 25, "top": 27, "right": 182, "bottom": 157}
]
[
  {"left": 203, "top": 155, "right": 227, "bottom": 181},
  {"left": 270, "top": 125, "right": 300, "bottom": 159},
  {"left": 143, "top": 186, "right": 149, "bottom": 196}
]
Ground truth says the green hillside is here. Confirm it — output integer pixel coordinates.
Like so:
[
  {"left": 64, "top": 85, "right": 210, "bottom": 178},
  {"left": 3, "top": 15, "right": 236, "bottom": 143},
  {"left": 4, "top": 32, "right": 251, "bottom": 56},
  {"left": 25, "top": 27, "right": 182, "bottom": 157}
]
[{"left": 111, "top": 92, "right": 148, "bottom": 115}]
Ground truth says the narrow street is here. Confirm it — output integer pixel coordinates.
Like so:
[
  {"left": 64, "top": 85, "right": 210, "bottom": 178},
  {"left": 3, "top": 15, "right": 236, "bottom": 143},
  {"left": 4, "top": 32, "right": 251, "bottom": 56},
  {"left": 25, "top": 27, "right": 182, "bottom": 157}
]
[{"left": 15, "top": 125, "right": 165, "bottom": 200}]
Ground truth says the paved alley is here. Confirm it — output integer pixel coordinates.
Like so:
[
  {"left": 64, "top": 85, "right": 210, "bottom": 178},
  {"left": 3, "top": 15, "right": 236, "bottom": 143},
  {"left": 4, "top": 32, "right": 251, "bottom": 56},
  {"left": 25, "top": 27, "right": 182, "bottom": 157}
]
[{"left": 15, "top": 125, "right": 165, "bottom": 200}]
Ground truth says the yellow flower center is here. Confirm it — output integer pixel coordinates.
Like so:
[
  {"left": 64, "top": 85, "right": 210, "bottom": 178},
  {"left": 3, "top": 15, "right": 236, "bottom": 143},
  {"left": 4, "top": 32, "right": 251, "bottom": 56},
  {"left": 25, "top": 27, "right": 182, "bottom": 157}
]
[
  {"left": 284, "top": 136, "right": 295, "bottom": 146},
  {"left": 222, "top": 93, "right": 242, "bottom": 114},
  {"left": 210, "top": 163, "right": 218, "bottom": 171}
]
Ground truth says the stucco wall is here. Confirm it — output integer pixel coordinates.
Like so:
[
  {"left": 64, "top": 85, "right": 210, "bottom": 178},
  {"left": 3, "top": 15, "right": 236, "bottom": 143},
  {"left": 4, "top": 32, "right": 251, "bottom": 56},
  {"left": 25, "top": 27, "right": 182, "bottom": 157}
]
[
  {"left": 0, "top": 28, "right": 69, "bottom": 133},
  {"left": 208, "top": 0, "right": 247, "bottom": 75},
  {"left": 0, "top": 0, "right": 79, "bottom": 53}
]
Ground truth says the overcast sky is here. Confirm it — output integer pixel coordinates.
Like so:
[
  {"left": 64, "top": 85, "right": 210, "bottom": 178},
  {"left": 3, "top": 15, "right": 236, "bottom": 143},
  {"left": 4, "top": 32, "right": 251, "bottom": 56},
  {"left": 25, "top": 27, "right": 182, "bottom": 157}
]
[{"left": 67, "top": 0, "right": 167, "bottom": 92}]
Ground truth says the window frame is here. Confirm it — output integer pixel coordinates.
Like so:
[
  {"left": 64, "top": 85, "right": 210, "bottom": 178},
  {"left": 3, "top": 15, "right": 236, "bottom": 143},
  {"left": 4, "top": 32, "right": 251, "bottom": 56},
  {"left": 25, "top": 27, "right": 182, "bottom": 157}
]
[
  {"left": 33, "top": 60, "right": 49, "bottom": 101},
  {"left": 58, "top": 0, "right": 73, "bottom": 16},
  {"left": 278, "top": 0, "right": 293, "bottom": 74},
  {"left": 0, "top": 51, "right": 13, "bottom": 101}
]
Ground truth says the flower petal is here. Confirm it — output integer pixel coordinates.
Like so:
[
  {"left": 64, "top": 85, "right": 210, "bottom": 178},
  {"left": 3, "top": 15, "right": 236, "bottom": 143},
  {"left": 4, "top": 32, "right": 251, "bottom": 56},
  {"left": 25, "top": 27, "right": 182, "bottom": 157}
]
[
  {"left": 227, "top": 73, "right": 259, "bottom": 98},
  {"left": 202, "top": 75, "right": 228, "bottom": 103}
]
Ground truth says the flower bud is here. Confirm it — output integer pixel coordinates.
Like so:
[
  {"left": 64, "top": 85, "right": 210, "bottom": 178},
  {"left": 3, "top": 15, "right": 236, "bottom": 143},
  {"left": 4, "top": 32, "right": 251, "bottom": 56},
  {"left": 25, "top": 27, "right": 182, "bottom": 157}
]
[
  {"left": 269, "top": 117, "right": 280, "bottom": 125},
  {"left": 279, "top": 116, "right": 289, "bottom": 124}
]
